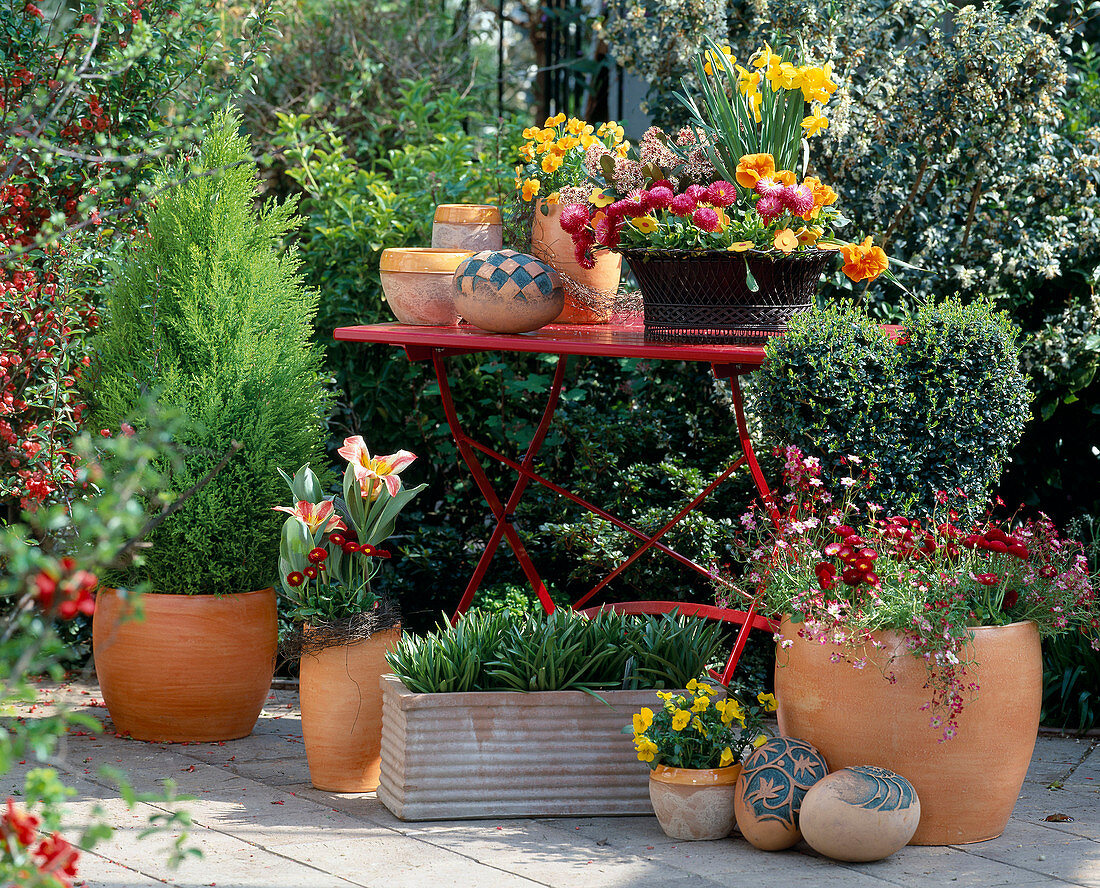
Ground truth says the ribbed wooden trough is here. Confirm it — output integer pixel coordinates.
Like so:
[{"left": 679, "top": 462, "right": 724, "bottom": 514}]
[{"left": 378, "top": 674, "right": 685, "bottom": 820}]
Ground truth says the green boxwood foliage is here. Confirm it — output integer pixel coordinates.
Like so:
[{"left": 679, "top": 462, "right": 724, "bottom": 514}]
[
  {"left": 88, "top": 111, "right": 330, "bottom": 595},
  {"left": 755, "top": 298, "right": 1032, "bottom": 515}
]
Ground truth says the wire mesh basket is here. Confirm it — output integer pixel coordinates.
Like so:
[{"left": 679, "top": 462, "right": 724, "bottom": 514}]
[{"left": 621, "top": 248, "right": 835, "bottom": 343}]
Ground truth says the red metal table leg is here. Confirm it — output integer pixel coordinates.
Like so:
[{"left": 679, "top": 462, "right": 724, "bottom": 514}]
[
  {"left": 434, "top": 351, "right": 565, "bottom": 619},
  {"left": 713, "top": 364, "right": 780, "bottom": 524}
]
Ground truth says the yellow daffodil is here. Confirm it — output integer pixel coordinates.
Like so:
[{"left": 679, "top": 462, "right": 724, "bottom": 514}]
[
  {"left": 798, "top": 65, "right": 838, "bottom": 104},
  {"left": 590, "top": 188, "right": 614, "bottom": 207},
  {"left": 735, "top": 65, "right": 762, "bottom": 96},
  {"left": 728, "top": 241, "right": 754, "bottom": 252},
  {"left": 671, "top": 710, "right": 691, "bottom": 731},
  {"left": 801, "top": 113, "right": 829, "bottom": 138},
  {"left": 691, "top": 695, "right": 710, "bottom": 713},
  {"left": 752, "top": 734, "right": 769, "bottom": 749},
  {"left": 703, "top": 45, "right": 735, "bottom": 75},
  {"left": 773, "top": 228, "right": 799, "bottom": 253},
  {"left": 521, "top": 177, "right": 541, "bottom": 202},
  {"left": 748, "top": 89, "right": 762, "bottom": 124},
  {"left": 629, "top": 215, "right": 658, "bottom": 233},
  {"left": 749, "top": 42, "right": 780, "bottom": 70},
  {"left": 633, "top": 707, "right": 654, "bottom": 734},
  {"left": 757, "top": 692, "right": 778, "bottom": 712},
  {"left": 766, "top": 59, "right": 799, "bottom": 91},
  {"left": 719, "top": 747, "right": 736, "bottom": 767}
]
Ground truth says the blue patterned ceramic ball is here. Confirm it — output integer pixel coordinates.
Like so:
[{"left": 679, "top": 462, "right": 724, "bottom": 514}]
[
  {"left": 798, "top": 766, "right": 920, "bottom": 861},
  {"left": 734, "top": 737, "right": 829, "bottom": 851},
  {"left": 453, "top": 249, "right": 563, "bottom": 333}
]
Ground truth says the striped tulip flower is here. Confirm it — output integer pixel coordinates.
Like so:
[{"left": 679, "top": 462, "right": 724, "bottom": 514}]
[
  {"left": 337, "top": 436, "right": 416, "bottom": 500},
  {"left": 272, "top": 500, "right": 346, "bottom": 534}
]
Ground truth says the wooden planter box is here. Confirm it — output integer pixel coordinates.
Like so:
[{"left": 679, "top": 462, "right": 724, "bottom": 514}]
[{"left": 378, "top": 674, "right": 686, "bottom": 820}]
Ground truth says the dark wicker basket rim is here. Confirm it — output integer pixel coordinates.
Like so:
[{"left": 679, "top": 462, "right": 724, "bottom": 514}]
[{"left": 618, "top": 246, "right": 837, "bottom": 263}]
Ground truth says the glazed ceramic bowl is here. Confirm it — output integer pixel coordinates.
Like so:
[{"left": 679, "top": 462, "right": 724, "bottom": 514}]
[
  {"left": 379, "top": 248, "right": 474, "bottom": 326},
  {"left": 432, "top": 204, "right": 503, "bottom": 251}
]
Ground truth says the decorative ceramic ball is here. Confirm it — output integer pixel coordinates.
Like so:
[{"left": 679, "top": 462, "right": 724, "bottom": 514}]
[
  {"left": 798, "top": 766, "right": 920, "bottom": 862},
  {"left": 734, "top": 738, "right": 829, "bottom": 851},
  {"left": 453, "top": 250, "right": 563, "bottom": 334}
]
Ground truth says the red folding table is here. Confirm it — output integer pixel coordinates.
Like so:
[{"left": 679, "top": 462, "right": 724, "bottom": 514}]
[{"left": 335, "top": 318, "right": 781, "bottom": 683}]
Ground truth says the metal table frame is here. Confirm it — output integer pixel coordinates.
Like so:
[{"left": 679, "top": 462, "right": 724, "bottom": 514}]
[{"left": 335, "top": 321, "right": 780, "bottom": 684}]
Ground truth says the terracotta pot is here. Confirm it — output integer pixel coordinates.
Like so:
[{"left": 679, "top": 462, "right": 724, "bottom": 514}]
[
  {"left": 432, "top": 204, "right": 503, "bottom": 251},
  {"left": 300, "top": 626, "right": 401, "bottom": 792},
  {"left": 379, "top": 248, "right": 474, "bottom": 326},
  {"left": 93, "top": 588, "right": 277, "bottom": 743},
  {"left": 773, "top": 616, "right": 1042, "bottom": 845},
  {"left": 648, "top": 764, "right": 741, "bottom": 840},
  {"left": 530, "top": 200, "right": 620, "bottom": 324}
]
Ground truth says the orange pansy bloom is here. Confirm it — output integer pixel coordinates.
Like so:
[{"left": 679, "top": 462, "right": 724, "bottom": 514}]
[
  {"left": 774, "top": 169, "right": 797, "bottom": 187},
  {"left": 840, "top": 237, "right": 889, "bottom": 282},
  {"left": 801, "top": 176, "right": 838, "bottom": 220},
  {"left": 735, "top": 153, "right": 776, "bottom": 189}
]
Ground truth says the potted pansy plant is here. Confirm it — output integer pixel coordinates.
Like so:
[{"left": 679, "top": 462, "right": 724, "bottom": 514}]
[
  {"left": 275, "top": 436, "right": 425, "bottom": 793},
  {"left": 556, "top": 38, "right": 897, "bottom": 342},
  {"left": 630, "top": 679, "right": 772, "bottom": 841}
]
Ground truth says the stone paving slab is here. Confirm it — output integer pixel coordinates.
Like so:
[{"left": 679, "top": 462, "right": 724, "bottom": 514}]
[{"left": 6, "top": 680, "right": 1099, "bottom": 888}]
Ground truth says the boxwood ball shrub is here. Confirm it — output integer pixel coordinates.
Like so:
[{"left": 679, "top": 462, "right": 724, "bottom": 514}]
[
  {"left": 88, "top": 111, "right": 330, "bottom": 596},
  {"left": 755, "top": 297, "right": 1031, "bottom": 516}
]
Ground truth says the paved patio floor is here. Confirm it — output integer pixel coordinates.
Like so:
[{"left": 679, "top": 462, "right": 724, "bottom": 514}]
[{"left": 5, "top": 680, "right": 1099, "bottom": 888}]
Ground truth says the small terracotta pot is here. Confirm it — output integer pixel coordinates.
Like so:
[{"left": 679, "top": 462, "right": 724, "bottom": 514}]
[
  {"left": 432, "top": 204, "right": 503, "bottom": 251},
  {"left": 649, "top": 764, "right": 741, "bottom": 840},
  {"left": 774, "top": 616, "right": 1041, "bottom": 845},
  {"left": 379, "top": 248, "right": 473, "bottom": 326},
  {"left": 299, "top": 626, "right": 401, "bottom": 792},
  {"left": 93, "top": 588, "right": 277, "bottom": 743},
  {"left": 530, "top": 200, "right": 620, "bottom": 324}
]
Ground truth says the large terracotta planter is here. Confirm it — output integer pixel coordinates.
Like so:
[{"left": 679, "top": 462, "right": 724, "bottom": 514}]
[
  {"left": 379, "top": 248, "right": 473, "bottom": 326},
  {"left": 649, "top": 764, "right": 741, "bottom": 840},
  {"left": 300, "top": 626, "right": 400, "bottom": 792},
  {"left": 531, "top": 200, "right": 620, "bottom": 324},
  {"left": 773, "top": 616, "right": 1042, "bottom": 845},
  {"left": 93, "top": 588, "right": 277, "bottom": 742}
]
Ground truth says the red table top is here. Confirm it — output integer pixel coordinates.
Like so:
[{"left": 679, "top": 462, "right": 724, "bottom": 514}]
[{"left": 334, "top": 316, "right": 773, "bottom": 365}]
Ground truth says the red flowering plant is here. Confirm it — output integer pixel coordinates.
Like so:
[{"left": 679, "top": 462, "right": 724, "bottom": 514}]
[
  {"left": 275, "top": 437, "right": 426, "bottom": 630},
  {"left": 722, "top": 447, "right": 1100, "bottom": 742},
  {"left": 557, "top": 39, "right": 895, "bottom": 287}
]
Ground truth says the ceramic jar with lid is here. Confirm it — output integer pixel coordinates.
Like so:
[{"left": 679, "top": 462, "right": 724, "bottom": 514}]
[{"left": 432, "top": 204, "right": 503, "bottom": 251}]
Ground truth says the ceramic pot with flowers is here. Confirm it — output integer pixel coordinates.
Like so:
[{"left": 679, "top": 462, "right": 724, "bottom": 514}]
[
  {"left": 726, "top": 446, "right": 1099, "bottom": 845},
  {"left": 514, "top": 115, "right": 630, "bottom": 323},
  {"left": 275, "top": 438, "right": 426, "bottom": 793},
  {"left": 630, "top": 680, "right": 775, "bottom": 840}
]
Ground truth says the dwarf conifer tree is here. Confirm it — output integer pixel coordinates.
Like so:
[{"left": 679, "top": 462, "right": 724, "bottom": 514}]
[{"left": 90, "top": 110, "right": 331, "bottom": 595}]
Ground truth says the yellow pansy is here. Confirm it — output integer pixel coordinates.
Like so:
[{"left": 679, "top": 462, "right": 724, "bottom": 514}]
[
  {"left": 519, "top": 143, "right": 536, "bottom": 161},
  {"left": 590, "top": 188, "right": 614, "bottom": 207},
  {"left": 719, "top": 747, "right": 736, "bottom": 768},
  {"left": 656, "top": 690, "right": 673, "bottom": 702},
  {"left": 580, "top": 133, "right": 596, "bottom": 150},
  {"left": 566, "top": 117, "right": 585, "bottom": 135},
  {"left": 686, "top": 679, "right": 699, "bottom": 691},
  {"left": 752, "top": 734, "right": 769, "bottom": 749},
  {"left": 671, "top": 710, "right": 691, "bottom": 731},
  {"left": 728, "top": 241, "right": 754, "bottom": 252},
  {"left": 691, "top": 695, "right": 710, "bottom": 713},
  {"left": 521, "top": 178, "right": 541, "bottom": 201},
  {"left": 801, "top": 113, "right": 829, "bottom": 138},
  {"left": 757, "top": 692, "right": 779, "bottom": 712},
  {"left": 633, "top": 707, "right": 654, "bottom": 734},
  {"left": 720, "top": 698, "right": 747, "bottom": 726},
  {"left": 691, "top": 716, "right": 707, "bottom": 735},
  {"left": 635, "top": 737, "right": 659, "bottom": 763},
  {"left": 544, "top": 112, "right": 566, "bottom": 127},
  {"left": 541, "top": 153, "right": 563, "bottom": 174},
  {"left": 694, "top": 682, "right": 714, "bottom": 696},
  {"left": 545, "top": 191, "right": 560, "bottom": 205},
  {"left": 629, "top": 215, "right": 658, "bottom": 233},
  {"left": 615, "top": 140, "right": 631, "bottom": 157}
]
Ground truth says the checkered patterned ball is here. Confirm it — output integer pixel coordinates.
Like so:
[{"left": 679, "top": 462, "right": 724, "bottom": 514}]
[{"left": 453, "top": 250, "right": 563, "bottom": 333}]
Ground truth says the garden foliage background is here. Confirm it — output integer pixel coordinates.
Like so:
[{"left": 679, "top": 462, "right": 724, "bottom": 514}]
[{"left": 2, "top": 0, "right": 1099, "bottom": 727}]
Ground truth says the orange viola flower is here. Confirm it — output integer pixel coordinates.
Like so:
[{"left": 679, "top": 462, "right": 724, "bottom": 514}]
[
  {"left": 840, "top": 237, "right": 889, "bottom": 282},
  {"left": 801, "top": 176, "right": 838, "bottom": 220},
  {"left": 773, "top": 228, "right": 799, "bottom": 253},
  {"left": 735, "top": 153, "right": 776, "bottom": 189},
  {"left": 774, "top": 169, "right": 797, "bottom": 187}
]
